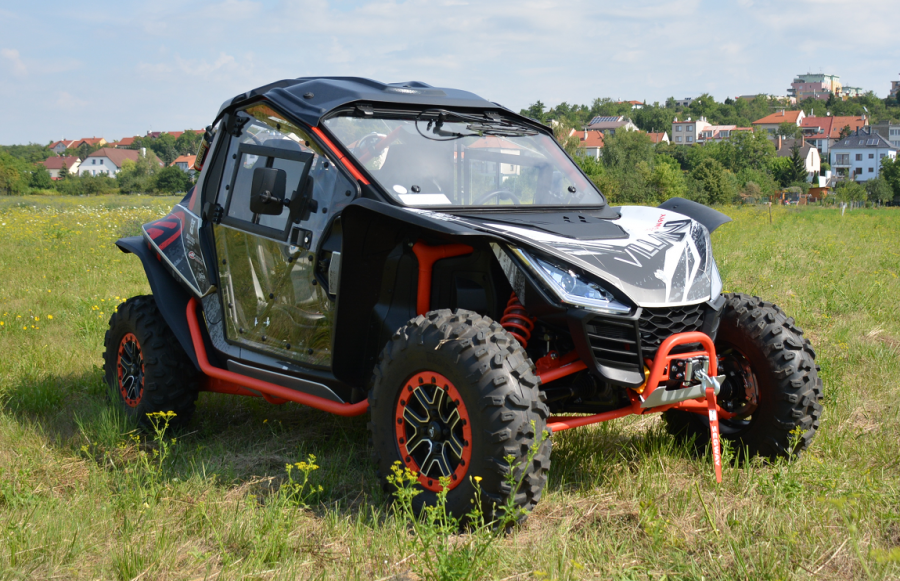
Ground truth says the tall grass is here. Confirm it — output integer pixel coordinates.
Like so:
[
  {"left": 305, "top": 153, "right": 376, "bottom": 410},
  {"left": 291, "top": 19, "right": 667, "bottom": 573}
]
[{"left": 0, "top": 197, "right": 898, "bottom": 579}]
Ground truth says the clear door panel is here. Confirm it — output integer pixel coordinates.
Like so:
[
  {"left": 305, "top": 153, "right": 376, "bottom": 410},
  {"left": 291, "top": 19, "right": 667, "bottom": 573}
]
[{"left": 215, "top": 225, "right": 333, "bottom": 366}]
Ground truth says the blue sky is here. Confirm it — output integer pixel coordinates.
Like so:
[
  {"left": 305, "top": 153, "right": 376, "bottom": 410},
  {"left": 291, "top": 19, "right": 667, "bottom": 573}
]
[{"left": 1, "top": 0, "right": 898, "bottom": 145}]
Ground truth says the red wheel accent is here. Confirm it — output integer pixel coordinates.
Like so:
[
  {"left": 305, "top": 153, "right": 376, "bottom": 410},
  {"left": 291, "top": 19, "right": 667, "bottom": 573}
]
[
  {"left": 394, "top": 371, "right": 472, "bottom": 492},
  {"left": 117, "top": 332, "right": 144, "bottom": 407}
]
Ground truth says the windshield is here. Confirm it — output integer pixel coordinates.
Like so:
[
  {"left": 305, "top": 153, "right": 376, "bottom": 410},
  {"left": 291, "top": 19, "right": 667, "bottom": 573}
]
[{"left": 322, "top": 110, "right": 605, "bottom": 208}]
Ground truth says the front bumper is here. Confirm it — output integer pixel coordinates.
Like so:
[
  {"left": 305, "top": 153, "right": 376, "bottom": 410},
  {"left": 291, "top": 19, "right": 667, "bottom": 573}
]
[{"left": 567, "top": 294, "right": 727, "bottom": 388}]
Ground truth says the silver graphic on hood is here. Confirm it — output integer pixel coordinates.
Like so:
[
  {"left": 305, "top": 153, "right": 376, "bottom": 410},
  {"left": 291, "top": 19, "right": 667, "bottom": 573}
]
[
  {"left": 482, "top": 206, "right": 722, "bottom": 307},
  {"left": 406, "top": 206, "right": 722, "bottom": 308}
]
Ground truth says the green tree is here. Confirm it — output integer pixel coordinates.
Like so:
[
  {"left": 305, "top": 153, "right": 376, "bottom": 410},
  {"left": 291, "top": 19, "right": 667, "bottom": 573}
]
[
  {"left": 0, "top": 152, "right": 30, "bottom": 195},
  {"left": 30, "top": 164, "right": 53, "bottom": 189},
  {"left": 775, "top": 122, "right": 802, "bottom": 139},
  {"left": 154, "top": 166, "right": 192, "bottom": 193},
  {"left": 117, "top": 151, "right": 160, "bottom": 194},
  {"left": 880, "top": 156, "right": 900, "bottom": 201},
  {"left": 690, "top": 157, "right": 736, "bottom": 205},
  {"left": 865, "top": 177, "right": 893, "bottom": 205},
  {"left": 834, "top": 180, "right": 866, "bottom": 205},
  {"left": 174, "top": 131, "right": 202, "bottom": 156},
  {"left": 521, "top": 101, "right": 547, "bottom": 123},
  {"left": 647, "top": 156, "right": 687, "bottom": 201},
  {"left": 786, "top": 145, "right": 809, "bottom": 184},
  {"left": 150, "top": 133, "right": 179, "bottom": 166},
  {"left": 58, "top": 163, "right": 69, "bottom": 181}
]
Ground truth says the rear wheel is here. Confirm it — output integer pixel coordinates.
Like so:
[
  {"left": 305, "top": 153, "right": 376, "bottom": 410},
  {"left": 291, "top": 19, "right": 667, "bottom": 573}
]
[
  {"left": 663, "top": 293, "right": 823, "bottom": 459},
  {"left": 369, "top": 309, "right": 550, "bottom": 520},
  {"left": 103, "top": 295, "right": 199, "bottom": 428}
]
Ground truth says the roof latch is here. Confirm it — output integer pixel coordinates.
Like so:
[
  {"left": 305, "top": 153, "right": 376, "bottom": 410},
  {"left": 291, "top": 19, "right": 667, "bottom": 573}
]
[{"left": 356, "top": 104, "right": 374, "bottom": 116}]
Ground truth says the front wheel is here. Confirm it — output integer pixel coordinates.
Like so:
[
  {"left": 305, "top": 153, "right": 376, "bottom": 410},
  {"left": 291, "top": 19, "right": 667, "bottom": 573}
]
[
  {"left": 663, "top": 293, "right": 823, "bottom": 459},
  {"left": 369, "top": 310, "right": 550, "bottom": 521}
]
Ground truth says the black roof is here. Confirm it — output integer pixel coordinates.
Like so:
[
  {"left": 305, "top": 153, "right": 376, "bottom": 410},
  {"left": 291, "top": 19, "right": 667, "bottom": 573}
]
[
  {"left": 831, "top": 128, "right": 897, "bottom": 150},
  {"left": 218, "top": 76, "right": 511, "bottom": 128}
]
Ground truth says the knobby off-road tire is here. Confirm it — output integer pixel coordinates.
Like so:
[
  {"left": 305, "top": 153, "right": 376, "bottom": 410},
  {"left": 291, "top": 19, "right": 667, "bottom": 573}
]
[
  {"left": 663, "top": 293, "right": 823, "bottom": 459},
  {"left": 369, "top": 309, "right": 551, "bottom": 520},
  {"left": 103, "top": 295, "right": 200, "bottom": 429}
]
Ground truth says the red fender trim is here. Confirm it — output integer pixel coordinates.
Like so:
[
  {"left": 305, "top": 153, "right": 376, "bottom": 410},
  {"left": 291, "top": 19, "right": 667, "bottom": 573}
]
[{"left": 186, "top": 297, "right": 369, "bottom": 416}]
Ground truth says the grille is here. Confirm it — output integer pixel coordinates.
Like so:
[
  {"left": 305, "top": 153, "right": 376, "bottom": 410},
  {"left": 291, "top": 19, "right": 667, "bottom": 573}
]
[
  {"left": 584, "top": 304, "right": 708, "bottom": 373},
  {"left": 585, "top": 318, "right": 642, "bottom": 371},
  {"left": 638, "top": 303, "right": 706, "bottom": 359}
]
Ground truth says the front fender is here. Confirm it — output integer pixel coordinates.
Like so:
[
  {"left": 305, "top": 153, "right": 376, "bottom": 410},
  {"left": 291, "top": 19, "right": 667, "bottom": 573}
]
[{"left": 115, "top": 236, "right": 199, "bottom": 371}]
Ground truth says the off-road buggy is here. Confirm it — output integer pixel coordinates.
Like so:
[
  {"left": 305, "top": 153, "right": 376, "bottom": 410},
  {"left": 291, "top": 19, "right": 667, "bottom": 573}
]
[{"left": 105, "top": 77, "right": 823, "bottom": 517}]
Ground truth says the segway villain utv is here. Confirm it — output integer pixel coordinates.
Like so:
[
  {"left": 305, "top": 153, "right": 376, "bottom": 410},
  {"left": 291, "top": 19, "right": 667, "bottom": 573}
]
[{"left": 105, "top": 77, "right": 822, "bottom": 517}]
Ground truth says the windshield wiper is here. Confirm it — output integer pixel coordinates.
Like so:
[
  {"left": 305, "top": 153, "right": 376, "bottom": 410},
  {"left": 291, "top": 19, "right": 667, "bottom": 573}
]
[{"left": 416, "top": 109, "right": 538, "bottom": 141}]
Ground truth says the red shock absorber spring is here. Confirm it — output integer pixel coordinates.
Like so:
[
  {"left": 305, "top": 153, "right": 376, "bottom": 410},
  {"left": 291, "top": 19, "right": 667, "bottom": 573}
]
[{"left": 501, "top": 291, "right": 536, "bottom": 348}]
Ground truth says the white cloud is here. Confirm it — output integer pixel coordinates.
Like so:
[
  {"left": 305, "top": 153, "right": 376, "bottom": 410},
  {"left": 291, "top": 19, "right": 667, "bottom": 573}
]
[{"left": 1, "top": 48, "right": 26, "bottom": 76}]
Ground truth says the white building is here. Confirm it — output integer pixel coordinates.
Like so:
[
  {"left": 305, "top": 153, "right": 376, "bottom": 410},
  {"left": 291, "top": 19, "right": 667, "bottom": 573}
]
[
  {"left": 671, "top": 117, "right": 710, "bottom": 145},
  {"left": 79, "top": 148, "right": 140, "bottom": 177},
  {"left": 830, "top": 128, "right": 898, "bottom": 182}
]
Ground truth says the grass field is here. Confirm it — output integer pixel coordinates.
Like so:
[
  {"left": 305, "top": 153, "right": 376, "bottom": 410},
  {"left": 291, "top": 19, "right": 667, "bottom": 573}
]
[{"left": 1, "top": 195, "right": 899, "bottom": 580}]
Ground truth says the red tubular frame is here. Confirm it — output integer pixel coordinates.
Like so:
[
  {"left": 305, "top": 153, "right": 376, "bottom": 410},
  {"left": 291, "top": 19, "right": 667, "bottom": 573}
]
[
  {"left": 544, "top": 331, "right": 733, "bottom": 432},
  {"left": 411, "top": 241, "right": 473, "bottom": 315},
  {"left": 186, "top": 298, "right": 369, "bottom": 416}
]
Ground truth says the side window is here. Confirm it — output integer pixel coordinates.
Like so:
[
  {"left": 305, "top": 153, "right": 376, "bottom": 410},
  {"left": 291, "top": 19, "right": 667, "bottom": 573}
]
[{"left": 216, "top": 104, "right": 359, "bottom": 243}]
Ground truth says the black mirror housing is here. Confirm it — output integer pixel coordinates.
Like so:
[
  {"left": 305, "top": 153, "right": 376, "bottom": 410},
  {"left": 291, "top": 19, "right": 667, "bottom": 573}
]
[{"left": 250, "top": 167, "right": 286, "bottom": 216}]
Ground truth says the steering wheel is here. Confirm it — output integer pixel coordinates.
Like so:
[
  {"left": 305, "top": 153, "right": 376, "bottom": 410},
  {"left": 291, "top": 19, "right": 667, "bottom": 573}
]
[
  {"left": 352, "top": 132, "right": 384, "bottom": 155},
  {"left": 474, "top": 190, "right": 522, "bottom": 206}
]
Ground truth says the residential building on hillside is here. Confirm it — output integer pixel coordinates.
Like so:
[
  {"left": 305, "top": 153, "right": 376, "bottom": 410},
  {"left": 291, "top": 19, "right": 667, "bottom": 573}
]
[
  {"left": 775, "top": 138, "right": 820, "bottom": 181},
  {"left": 671, "top": 117, "right": 709, "bottom": 144},
  {"left": 585, "top": 116, "right": 637, "bottom": 135},
  {"left": 674, "top": 97, "right": 694, "bottom": 108},
  {"left": 890, "top": 74, "right": 900, "bottom": 99},
  {"left": 787, "top": 73, "right": 841, "bottom": 101},
  {"left": 618, "top": 100, "right": 644, "bottom": 109},
  {"left": 829, "top": 128, "right": 897, "bottom": 181},
  {"left": 48, "top": 140, "right": 76, "bottom": 155},
  {"left": 871, "top": 121, "right": 900, "bottom": 149},
  {"left": 69, "top": 137, "right": 106, "bottom": 149},
  {"left": 572, "top": 128, "right": 604, "bottom": 160},
  {"left": 39, "top": 156, "right": 80, "bottom": 179},
  {"left": 697, "top": 125, "right": 751, "bottom": 144},
  {"left": 171, "top": 155, "right": 197, "bottom": 176},
  {"left": 78, "top": 148, "right": 140, "bottom": 177},
  {"left": 647, "top": 132, "right": 669, "bottom": 144},
  {"left": 751, "top": 110, "right": 806, "bottom": 136},
  {"left": 115, "top": 137, "right": 137, "bottom": 148},
  {"left": 840, "top": 86, "right": 864, "bottom": 99},
  {"left": 800, "top": 115, "right": 868, "bottom": 157}
]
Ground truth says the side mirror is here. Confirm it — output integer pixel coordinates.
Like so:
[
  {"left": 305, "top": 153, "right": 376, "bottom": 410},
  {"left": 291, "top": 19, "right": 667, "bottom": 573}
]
[{"left": 249, "top": 167, "right": 286, "bottom": 216}]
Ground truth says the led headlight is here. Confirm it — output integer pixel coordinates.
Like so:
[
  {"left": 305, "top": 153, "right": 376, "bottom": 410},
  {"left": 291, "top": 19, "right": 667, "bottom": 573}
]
[{"left": 512, "top": 248, "right": 631, "bottom": 315}]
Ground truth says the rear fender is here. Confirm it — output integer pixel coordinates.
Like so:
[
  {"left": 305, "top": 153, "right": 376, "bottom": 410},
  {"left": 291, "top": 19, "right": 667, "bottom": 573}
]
[{"left": 115, "top": 236, "right": 200, "bottom": 370}]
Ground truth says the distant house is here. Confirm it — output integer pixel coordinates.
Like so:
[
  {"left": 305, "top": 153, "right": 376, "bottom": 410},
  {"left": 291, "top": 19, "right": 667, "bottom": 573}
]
[
  {"left": 48, "top": 140, "right": 76, "bottom": 155},
  {"left": 619, "top": 100, "right": 644, "bottom": 110},
  {"left": 890, "top": 74, "right": 900, "bottom": 99},
  {"left": 829, "top": 128, "right": 898, "bottom": 181},
  {"left": 39, "top": 156, "right": 81, "bottom": 179},
  {"left": 870, "top": 120, "right": 900, "bottom": 149},
  {"left": 787, "top": 73, "right": 841, "bottom": 101},
  {"left": 697, "top": 125, "right": 739, "bottom": 144},
  {"left": 78, "top": 148, "right": 140, "bottom": 177},
  {"left": 671, "top": 117, "right": 709, "bottom": 145},
  {"left": 572, "top": 128, "right": 604, "bottom": 160},
  {"left": 171, "top": 155, "right": 197, "bottom": 176},
  {"left": 647, "top": 132, "right": 669, "bottom": 144},
  {"left": 800, "top": 115, "right": 868, "bottom": 157},
  {"left": 751, "top": 110, "right": 806, "bottom": 137},
  {"left": 69, "top": 137, "right": 107, "bottom": 149},
  {"left": 840, "top": 86, "right": 864, "bottom": 99},
  {"left": 585, "top": 116, "right": 637, "bottom": 135},
  {"left": 674, "top": 97, "right": 694, "bottom": 108},
  {"left": 775, "top": 138, "right": 820, "bottom": 181},
  {"left": 115, "top": 137, "right": 137, "bottom": 148}
]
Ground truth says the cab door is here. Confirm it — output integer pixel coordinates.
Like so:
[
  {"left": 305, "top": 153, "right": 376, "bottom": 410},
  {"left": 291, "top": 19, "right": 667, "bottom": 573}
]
[{"left": 211, "top": 105, "right": 350, "bottom": 368}]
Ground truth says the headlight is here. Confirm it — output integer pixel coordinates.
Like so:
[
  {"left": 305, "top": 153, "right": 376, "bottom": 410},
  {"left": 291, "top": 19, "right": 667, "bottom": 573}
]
[{"left": 512, "top": 248, "right": 631, "bottom": 315}]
